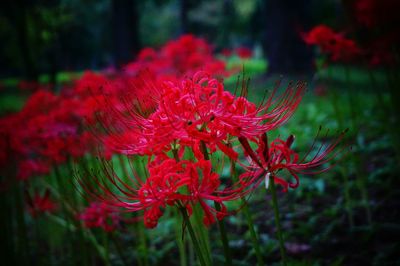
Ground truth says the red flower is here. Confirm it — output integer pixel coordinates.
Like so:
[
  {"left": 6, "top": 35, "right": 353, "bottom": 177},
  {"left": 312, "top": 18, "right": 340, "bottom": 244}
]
[
  {"left": 125, "top": 34, "right": 229, "bottom": 79},
  {"left": 239, "top": 128, "right": 347, "bottom": 192},
  {"left": 303, "top": 25, "right": 362, "bottom": 62},
  {"left": 26, "top": 189, "right": 57, "bottom": 218},
  {"left": 79, "top": 202, "right": 122, "bottom": 232},
  {"left": 235, "top": 47, "right": 253, "bottom": 59},
  {"left": 79, "top": 157, "right": 252, "bottom": 229},
  {"left": 102, "top": 71, "right": 305, "bottom": 160}
]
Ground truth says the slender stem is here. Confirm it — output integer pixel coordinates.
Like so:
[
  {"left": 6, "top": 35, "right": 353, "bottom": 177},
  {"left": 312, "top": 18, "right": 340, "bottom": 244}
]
[
  {"left": 243, "top": 203, "right": 265, "bottom": 265},
  {"left": 269, "top": 175, "right": 287, "bottom": 266},
  {"left": 138, "top": 220, "right": 149, "bottom": 266},
  {"left": 341, "top": 168, "right": 354, "bottom": 228},
  {"left": 192, "top": 203, "right": 212, "bottom": 265},
  {"left": 345, "top": 66, "right": 373, "bottom": 226},
  {"left": 327, "top": 67, "right": 354, "bottom": 228},
  {"left": 230, "top": 159, "right": 264, "bottom": 266},
  {"left": 214, "top": 202, "right": 232, "bottom": 266},
  {"left": 327, "top": 66, "right": 344, "bottom": 129},
  {"left": 175, "top": 209, "right": 187, "bottom": 266},
  {"left": 199, "top": 140, "right": 227, "bottom": 265},
  {"left": 179, "top": 207, "right": 209, "bottom": 266}
]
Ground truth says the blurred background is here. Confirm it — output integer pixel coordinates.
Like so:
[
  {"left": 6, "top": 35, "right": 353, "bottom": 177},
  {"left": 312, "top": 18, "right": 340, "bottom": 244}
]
[
  {"left": 0, "top": 0, "right": 322, "bottom": 81},
  {"left": 1, "top": 0, "right": 400, "bottom": 265}
]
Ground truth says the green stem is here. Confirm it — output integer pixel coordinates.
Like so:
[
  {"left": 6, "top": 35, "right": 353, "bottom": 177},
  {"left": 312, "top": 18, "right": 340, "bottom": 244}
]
[
  {"left": 175, "top": 209, "right": 187, "bottom": 266},
  {"left": 230, "top": 159, "right": 264, "bottom": 266},
  {"left": 214, "top": 201, "right": 232, "bottom": 266},
  {"left": 345, "top": 66, "right": 373, "bottom": 226},
  {"left": 341, "top": 168, "right": 354, "bottom": 228},
  {"left": 327, "top": 66, "right": 344, "bottom": 129},
  {"left": 192, "top": 204, "right": 212, "bottom": 265},
  {"left": 243, "top": 203, "right": 264, "bottom": 265},
  {"left": 139, "top": 223, "right": 149, "bottom": 266},
  {"left": 270, "top": 176, "right": 287, "bottom": 266},
  {"left": 180, "top": 207, "right": 209, "bottom": 266},
  {"left": 198, "top": 140, "right": 224, "bottom": 265},
  {"left": 328, "top": 67, "right": 354, "bottom": 228}
]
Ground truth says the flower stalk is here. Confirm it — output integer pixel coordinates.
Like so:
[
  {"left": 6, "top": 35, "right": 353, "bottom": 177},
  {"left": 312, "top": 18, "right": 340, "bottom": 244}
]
[
  {"left": 179, "top": 206, "right": 209, "bottom": 266},
  {"left": 231, "top": 159, "right": 264, "bottom": 266},
  {"left": 269, "top": 175, "right": 287, "bottom": 266}
]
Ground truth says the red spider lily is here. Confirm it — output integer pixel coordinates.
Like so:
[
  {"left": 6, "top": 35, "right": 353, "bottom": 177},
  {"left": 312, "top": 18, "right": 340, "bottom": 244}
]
[
  {"left": 77, "top": 157, "right": 253, "bottom": 229},
  {"left": 26, "top": 189, "right": 57, "bottom": 218},
  {"left": 235, "top": 47, "right": 253, "bottom": 59},
  {"left": 101, "top": 71, "right": 305, "bottom": 160},
  {"left": 238, "top": 128, "right": 347, "bottom": 192},
  {"left": 0, "top": 88, "right": 99, "bottom": 181},
  {"left": 79, "top": 202, "right": 124, "bottom": 232},
  {"left": 303, "top": 25, "right": 362, "bottom": 62},
  {"left": 125, "top": 34, "right": 229, "bottom": 79}
]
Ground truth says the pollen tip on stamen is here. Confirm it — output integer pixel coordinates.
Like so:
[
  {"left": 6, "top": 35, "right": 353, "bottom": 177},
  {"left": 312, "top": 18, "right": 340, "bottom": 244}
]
[{"left": 286, "top": 134, "right": 295, "bottom": 147}]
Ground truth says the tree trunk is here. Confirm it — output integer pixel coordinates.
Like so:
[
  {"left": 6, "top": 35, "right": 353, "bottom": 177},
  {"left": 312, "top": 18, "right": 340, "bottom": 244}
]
[
  {"left": 112, "top": 0, "right": 140, "bottom": 68},
  {"left": 260, "top": 0, "right": 313, "bottom": 74}
]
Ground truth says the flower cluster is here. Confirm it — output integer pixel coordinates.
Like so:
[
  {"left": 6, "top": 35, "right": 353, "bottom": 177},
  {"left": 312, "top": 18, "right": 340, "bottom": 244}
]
[
  {"left": 304, "top": 0, "right": 400, "bottom": 67},
  {"left": 26, "top": 189, "right": 57, "bottom": 218},
  {"left": 78, "top": 69, "right": 345, "bottom": 229},
  {"left": 0, "top": 34, "right": 345, "bottom": 231},
  {"left": 302, "top": 25, "right": 361, "bottom": 62},
  {"left": 79, "top": 202, "right": 123, "bottom": 232},
  {"left": 0, "top": 35, "right": 228, "bottom": 182},
  {"left": 0, "top": 89, "right": 93, "bottom": 181},
  {"left": 125, "top": 34, "right": 229, "bottom": 80},
  {"left": 102, "top": 72, "right": 305, "bottom": 158},
  {"left": 221, "top": 47, "right": 253, "bottom": 59},
  {"left": 239, "top": 129, "right": 347, "bottom": 192}
]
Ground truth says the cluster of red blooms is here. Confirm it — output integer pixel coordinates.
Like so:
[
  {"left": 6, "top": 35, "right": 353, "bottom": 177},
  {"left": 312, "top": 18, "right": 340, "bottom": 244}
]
[
  {"left": 78, "top": 202, "right": 123, "bottom": 232},
  {"left": 26, "top": 189, "right": 57, "bottom": 218},
  {"left": 1, "top": 34, "right": 345, "bottom": 229},
  {"left": 304, "top": 0, "right": 400, "bottom": 67},
  {"left": 0, "top": 35, "right": 232, "bottom": 228},
  {"left": 80, "top": 70, "right": 345, "bottom": 229},
  {"left": 0, "top": 89, "right": 95, "bottom": 181},
  {"left": 302, "top": 25, "right": 361, "bottom": 62},
  {"left": 221, "top": 47, "right": 253, "bottom": 59},
  {"left": 125, "top": 34, "right": 229, "bottom": 81}
]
